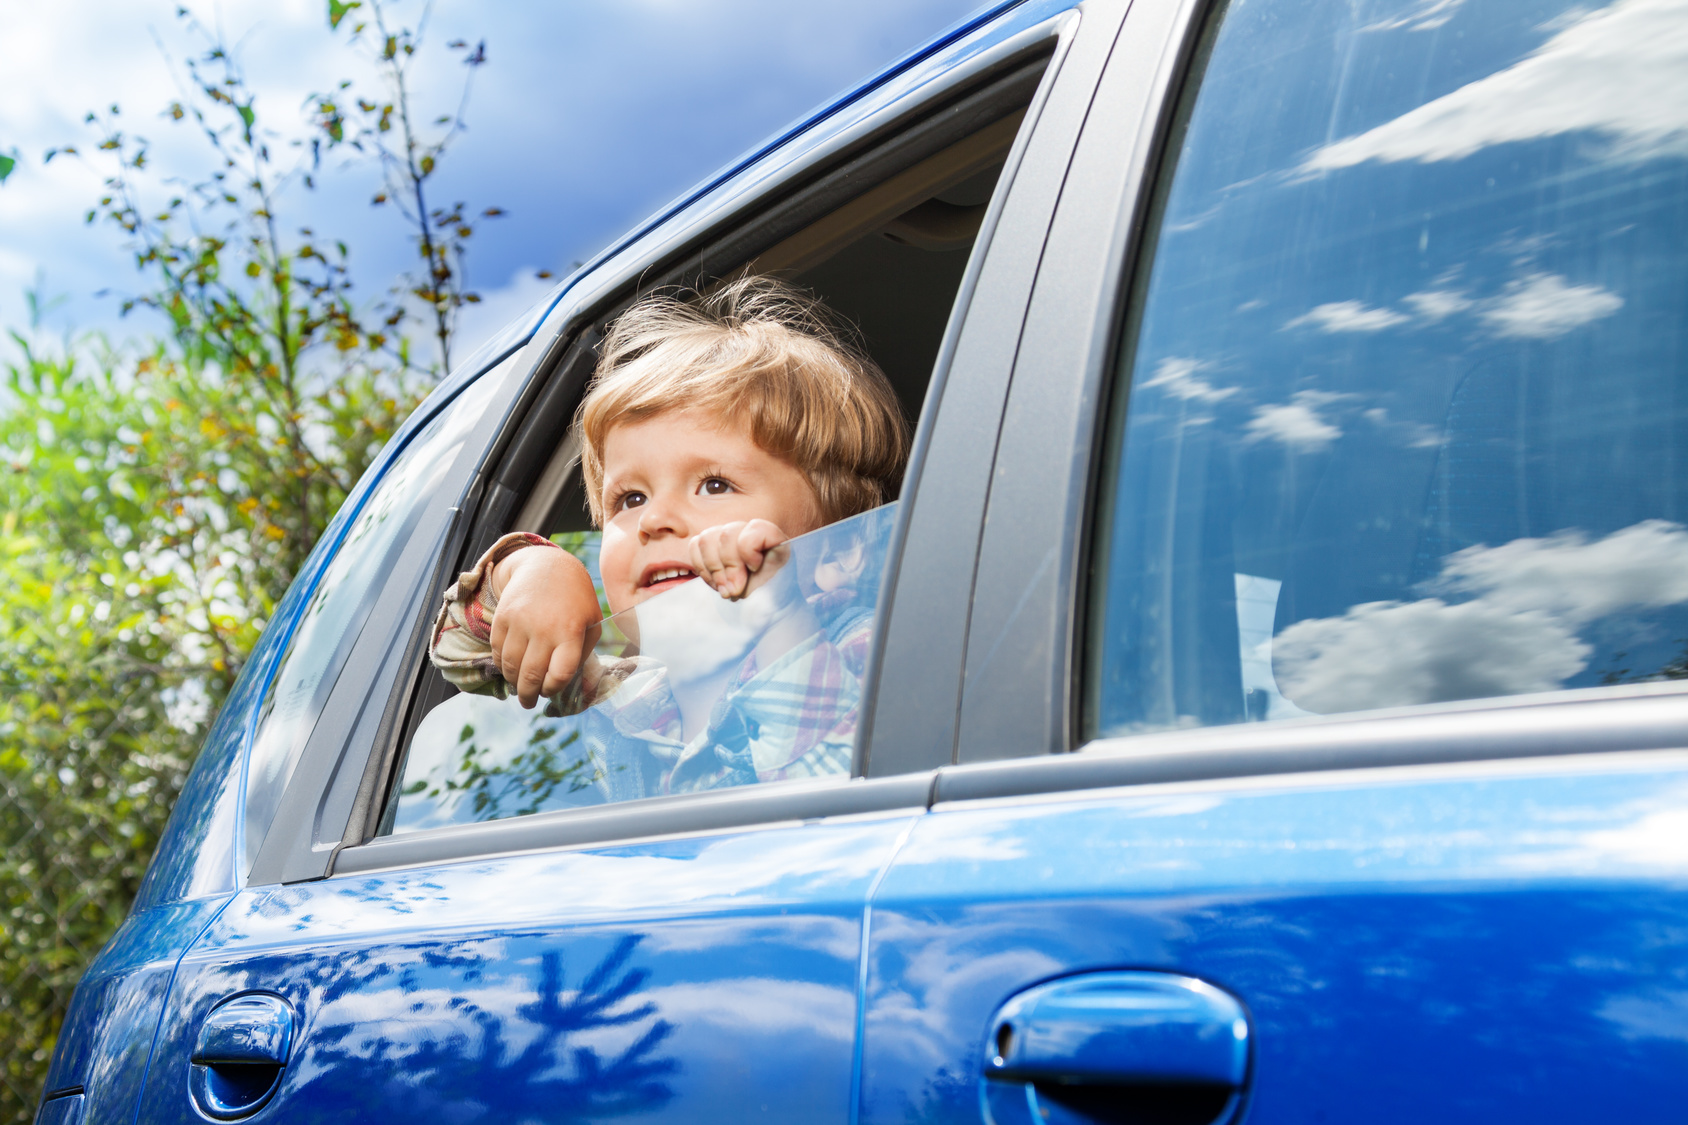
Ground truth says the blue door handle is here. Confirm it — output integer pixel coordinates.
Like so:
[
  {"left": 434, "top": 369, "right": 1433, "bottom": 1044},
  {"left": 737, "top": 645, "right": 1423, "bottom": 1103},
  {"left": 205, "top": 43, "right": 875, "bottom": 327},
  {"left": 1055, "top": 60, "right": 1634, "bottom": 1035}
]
[
  {"left": 190, "top": 993, "right": 295, "bottom": 1119},
  {"left": 982, "top": 972, "right": 1250, "bottom": 1125}
]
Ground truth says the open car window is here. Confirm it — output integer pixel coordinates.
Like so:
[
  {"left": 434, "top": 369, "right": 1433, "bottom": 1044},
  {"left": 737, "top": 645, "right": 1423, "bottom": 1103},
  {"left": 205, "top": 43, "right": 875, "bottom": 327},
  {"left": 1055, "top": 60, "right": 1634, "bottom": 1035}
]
[{"left": 383, "top": 502, "right": 898, "bottom": 833}]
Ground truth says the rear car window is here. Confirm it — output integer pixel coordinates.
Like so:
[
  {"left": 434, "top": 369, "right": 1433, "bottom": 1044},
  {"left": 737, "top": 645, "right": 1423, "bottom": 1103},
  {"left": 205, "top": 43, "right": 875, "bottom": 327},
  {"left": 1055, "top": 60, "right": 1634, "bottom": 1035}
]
[
  {"left": 1086, "top": 0, "right": 1688, "bottom": 737},
  {"left": 242, "top": 369, "right": 502, "bottom": 866},
  {"left": 383, "top": 502, "right": 897, "bottom": 832}
]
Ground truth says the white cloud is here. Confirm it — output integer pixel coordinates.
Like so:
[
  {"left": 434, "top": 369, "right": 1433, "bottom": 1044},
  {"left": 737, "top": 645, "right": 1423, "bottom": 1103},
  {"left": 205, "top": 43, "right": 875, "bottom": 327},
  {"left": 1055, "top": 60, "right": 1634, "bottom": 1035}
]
[
  {"left": 1274, "top": 597, "right": 1589, "bottom": 712},
  {"left": 1363, "top": 0, "right": 1468, "bottom": 32},
  {"left": 1304, "top": 0, "right": 1688, "bottom": 171},
  {"left": 1273, "top": 520, "right": 1688, "bottom": 712},
  {"left": 1142, "top": 356, "right": 1237, "bottom": 402},
  {"left": 1436, "top": 519, "right": 1688, "bottom": 622},
  {"left": 1477, "top": 272, "right": 1624, "bottom": 338},
  {"left": 1246, "top": 391, "right": 1344, "bottom": 450},
  {"left": 1285, "top": 300, "right": 1409, "bottom": 333},
  {"left": 1599, "top": 989, "right": 1688, "bottom": 1042},
  {"left": 1403, "top": 288, "right": 1473, "bottom": 321}
]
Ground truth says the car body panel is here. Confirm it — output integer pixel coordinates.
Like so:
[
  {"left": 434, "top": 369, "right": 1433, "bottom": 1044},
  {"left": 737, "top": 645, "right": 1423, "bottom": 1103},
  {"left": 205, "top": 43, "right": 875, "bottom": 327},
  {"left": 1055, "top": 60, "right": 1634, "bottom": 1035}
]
[
  {"left": 37, "top": 898, "right": 228, "bottom": 1116},
  {"left": 134, "top": 816, "right": 917, "bottom": 1124},
  {"left": 860, "top": 750, "right": 1688, "bottom": 1122}
]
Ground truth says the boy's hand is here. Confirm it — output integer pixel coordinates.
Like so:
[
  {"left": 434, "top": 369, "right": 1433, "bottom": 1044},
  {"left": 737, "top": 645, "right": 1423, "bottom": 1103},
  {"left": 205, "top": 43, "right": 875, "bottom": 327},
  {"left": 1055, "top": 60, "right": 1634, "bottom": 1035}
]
[
  {"left": 687, "top": 519, "right": 789, "bottom": 600},
  {"left": 489, "top": 546, "right": 602, "bottom": 708}
]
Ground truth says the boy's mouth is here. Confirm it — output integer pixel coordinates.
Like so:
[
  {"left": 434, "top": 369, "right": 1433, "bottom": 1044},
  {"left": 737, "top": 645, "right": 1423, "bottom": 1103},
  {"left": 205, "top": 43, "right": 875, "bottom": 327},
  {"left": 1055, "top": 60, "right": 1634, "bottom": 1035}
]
[{"left": 639, "top": 564, "right": 698, "bottom": 594}]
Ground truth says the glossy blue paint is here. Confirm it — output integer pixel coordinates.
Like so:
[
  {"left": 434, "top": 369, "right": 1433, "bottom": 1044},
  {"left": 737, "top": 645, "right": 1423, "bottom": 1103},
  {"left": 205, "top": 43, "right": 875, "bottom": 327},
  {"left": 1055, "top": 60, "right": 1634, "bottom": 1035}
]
[
  {"left": 39, "top": 898, "right": 227, "bottom": 1125},
  {"left": 189, "top": 994, "right": 294, "bottom": 1119},
  {"left": 136, "top": 816, "right": 917, "bottom": 1124},
  {"left": 34, "top": 1093, "right": 84, "bottom": 1125},
  {"left": 981, "top": 972, "right": 1250, "bottom": 1125},
  {"left": 983, "top": 972, "right": 1249, "bottom": 1085},
  {"left": 192, "top": 993, "right": 294, "bottom": 1065},
  {"left": 860, "top": 753, "right": 1688, "bottom": 1123}
]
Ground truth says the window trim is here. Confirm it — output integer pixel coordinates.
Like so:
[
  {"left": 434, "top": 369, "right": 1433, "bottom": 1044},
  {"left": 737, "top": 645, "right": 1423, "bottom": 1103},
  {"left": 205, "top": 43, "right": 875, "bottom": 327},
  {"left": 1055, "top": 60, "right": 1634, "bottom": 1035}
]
[
  {"left": 333, "top": 772, "right": 935, "bottom": 877},
  {"left": 949, "top": 0, "right": 1230, "bottom": 764},
  {"left": 330, "top": 681, "right": 1688, "bottom": 877},
  {"left": 938, "top": 683, "right": 1688, "bottom": 804}
]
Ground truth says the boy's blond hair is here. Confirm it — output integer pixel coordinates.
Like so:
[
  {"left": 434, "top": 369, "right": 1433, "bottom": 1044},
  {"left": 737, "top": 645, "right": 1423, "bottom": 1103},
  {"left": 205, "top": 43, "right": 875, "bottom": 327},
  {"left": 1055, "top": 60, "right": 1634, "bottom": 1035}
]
[{"left": 577, "top": 275, "right": 910, "bottom": 526}]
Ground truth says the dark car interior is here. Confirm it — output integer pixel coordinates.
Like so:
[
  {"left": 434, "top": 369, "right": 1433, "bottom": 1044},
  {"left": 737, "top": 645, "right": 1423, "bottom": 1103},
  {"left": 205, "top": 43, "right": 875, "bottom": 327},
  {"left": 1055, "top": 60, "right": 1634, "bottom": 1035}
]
[{"left": 520, "top": 108, "right": 1026, "bottom": 540}]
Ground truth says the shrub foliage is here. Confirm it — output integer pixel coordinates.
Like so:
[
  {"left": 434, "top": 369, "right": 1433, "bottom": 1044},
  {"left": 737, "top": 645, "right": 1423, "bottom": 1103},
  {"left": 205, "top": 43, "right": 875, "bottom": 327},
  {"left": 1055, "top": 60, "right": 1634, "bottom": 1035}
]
[{"left": 0, "top": 0, "right": 503, "bottom": 1114}]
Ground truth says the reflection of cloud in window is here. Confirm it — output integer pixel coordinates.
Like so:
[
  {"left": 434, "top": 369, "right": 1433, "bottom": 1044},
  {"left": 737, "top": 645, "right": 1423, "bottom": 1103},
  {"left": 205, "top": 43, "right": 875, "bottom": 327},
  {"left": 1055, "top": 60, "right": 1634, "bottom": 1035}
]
[
  {"left": 1478, "top": 272, "right": 1624, "bottom": 338},
  {"left": 1363, "top": 407, "right": 1443, "bottom": 449},
  {"left": 1273, "top": 520, "right": 1688, "bottom": 711},
  {"left": 1436, "top": 519, "right": 1688, "bottom": 621},
  {"left": 1598, "top": 988, "right": 1688, "bottom": 1043},
  {"left": 1285, "top": 300, "right": 1410, "bottom": 333},
  {"left": 1143, "top": 357, "right": 1237, "bottom": 402},
  {"left": 1277, "top": 596, "right": 1589, "bottom": 711},
  {"left": 1291, "top": 272, "right": 1619, "bottom": 338},
  {"left": 1304, "top": 0, "right": 1688, "bottom": 170},
  {"left": 1362, "top": 0, "right": 1467, "bottom": 32},
  {"left": 1246, "top": 391, "right": 1344, "bottom": 450},
  {"left": 1403, "top": 288, "right": 1473, "bottom": 321}
]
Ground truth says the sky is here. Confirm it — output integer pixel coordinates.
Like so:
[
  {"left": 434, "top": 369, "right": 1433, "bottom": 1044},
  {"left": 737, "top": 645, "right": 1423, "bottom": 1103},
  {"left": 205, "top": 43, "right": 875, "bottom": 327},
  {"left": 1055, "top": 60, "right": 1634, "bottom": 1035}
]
[{"left": 0, "top": 0, "right": 987, "bottom": 359}]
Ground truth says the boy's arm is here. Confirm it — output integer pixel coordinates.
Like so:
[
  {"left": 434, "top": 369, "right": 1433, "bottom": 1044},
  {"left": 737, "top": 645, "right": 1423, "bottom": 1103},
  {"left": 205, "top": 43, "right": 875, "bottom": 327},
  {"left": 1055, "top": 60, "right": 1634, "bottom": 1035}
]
[{"left": 429, "top": 532, "right": 601, "bottom": 708}]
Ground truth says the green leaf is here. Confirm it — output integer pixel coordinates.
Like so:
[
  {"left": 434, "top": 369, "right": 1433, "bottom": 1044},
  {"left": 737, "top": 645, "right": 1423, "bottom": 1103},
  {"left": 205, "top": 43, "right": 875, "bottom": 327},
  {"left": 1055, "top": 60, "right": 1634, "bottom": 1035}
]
[
  {"left": 0, "top": 153, "right": 15, "bottom": 185},
  {"left": 237, "top": 103, "right": 255, "bottom": 134},
  {"left": 327, "top": 0, "right": 360, "bottom": 30}
]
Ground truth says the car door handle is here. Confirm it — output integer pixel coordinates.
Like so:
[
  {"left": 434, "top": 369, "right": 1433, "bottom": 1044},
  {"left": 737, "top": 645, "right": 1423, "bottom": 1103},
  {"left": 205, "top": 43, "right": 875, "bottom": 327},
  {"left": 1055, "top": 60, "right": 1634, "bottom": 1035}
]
[
  {"left": 982, "top": 972, "right": 1250, "bottom": 1125},
  {"left": 190, "top": 993, "right": 295, "bottom": 1119}
]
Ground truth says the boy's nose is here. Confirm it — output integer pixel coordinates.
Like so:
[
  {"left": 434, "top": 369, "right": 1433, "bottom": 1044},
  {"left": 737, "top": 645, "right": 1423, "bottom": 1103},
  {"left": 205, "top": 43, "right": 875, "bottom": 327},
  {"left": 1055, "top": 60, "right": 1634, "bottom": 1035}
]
[{"left": 636, "top": 494, "right": 688, "bottom": 541}]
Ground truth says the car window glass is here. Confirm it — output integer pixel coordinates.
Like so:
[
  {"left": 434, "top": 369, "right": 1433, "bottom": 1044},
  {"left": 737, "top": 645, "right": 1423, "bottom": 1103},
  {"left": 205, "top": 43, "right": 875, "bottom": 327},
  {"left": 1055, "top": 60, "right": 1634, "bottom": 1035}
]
[
  {"left": 384, "top": 502, "right": 897, "bottom": 833},
  {"left": 1087, "top": 0, "right": 1688, "bottom": 738},
  {"left": 242, "top": 368, "right": 503, "bottom": 866}
]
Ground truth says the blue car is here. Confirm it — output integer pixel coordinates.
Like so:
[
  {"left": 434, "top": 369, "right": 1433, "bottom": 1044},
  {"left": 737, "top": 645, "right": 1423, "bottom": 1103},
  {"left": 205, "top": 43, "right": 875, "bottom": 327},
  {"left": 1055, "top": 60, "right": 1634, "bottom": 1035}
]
[{"left": 40, "top": 0, "right": 1688, "bottom": 1121}]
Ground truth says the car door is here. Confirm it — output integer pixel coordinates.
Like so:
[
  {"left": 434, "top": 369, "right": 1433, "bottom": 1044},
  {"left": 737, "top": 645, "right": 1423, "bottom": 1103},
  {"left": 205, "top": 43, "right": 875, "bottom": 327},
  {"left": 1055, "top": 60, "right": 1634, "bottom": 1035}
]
[
  {"left": 859, "top": 0, "right": 1688, "bottom": 1121},
  {"left": 124, "top": 5, "right": 1134, "bottom": 1120}
]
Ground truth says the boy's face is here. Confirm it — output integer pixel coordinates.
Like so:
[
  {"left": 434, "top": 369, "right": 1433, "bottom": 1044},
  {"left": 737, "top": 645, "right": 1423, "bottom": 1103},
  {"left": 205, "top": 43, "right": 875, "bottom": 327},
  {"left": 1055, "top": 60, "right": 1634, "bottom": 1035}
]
[{"left": 597, "top": 409, "right": 823, "bottom": 614}]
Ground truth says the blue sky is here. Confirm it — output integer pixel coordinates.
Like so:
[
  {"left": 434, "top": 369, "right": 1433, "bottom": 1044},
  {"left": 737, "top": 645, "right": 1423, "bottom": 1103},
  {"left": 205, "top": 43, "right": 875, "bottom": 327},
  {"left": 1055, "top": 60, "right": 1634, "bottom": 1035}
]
[{"left": 0, "top": 0, "right": 986, "bottom": 357}]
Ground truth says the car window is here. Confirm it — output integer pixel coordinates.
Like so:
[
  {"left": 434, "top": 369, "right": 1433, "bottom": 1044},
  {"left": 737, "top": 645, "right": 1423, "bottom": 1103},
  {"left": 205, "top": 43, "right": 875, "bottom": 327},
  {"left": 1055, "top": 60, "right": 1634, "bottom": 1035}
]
[
  {"left": 383, "top": 501, "right": 898, "bottom": 833},
  {"left": 1086, "top": 0, "right": 1688, "bottom": 738},
  {"left": 241, "top": 369, "right": 503, "bottom": 867}
]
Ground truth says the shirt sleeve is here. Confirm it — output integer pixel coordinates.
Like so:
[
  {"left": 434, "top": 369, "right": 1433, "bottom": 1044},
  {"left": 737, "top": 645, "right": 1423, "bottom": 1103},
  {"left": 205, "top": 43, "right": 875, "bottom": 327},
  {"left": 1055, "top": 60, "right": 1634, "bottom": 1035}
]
[{"left": 428, "top": 531, "right": 556, "bottom": 697}]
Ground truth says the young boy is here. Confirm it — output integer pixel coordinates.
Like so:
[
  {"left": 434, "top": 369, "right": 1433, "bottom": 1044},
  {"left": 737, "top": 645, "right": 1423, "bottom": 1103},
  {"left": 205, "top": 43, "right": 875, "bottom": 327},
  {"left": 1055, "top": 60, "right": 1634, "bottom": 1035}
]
[{"left": 428, "top": 275, "right": 908, "bottom": 799}]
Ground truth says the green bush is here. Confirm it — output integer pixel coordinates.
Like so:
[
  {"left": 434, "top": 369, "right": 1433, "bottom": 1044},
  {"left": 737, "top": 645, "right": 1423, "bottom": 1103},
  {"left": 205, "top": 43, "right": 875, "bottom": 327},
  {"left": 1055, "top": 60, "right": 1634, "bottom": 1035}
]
[{"left": 0, "top": 1, "right": 505, "bottom": 1115}]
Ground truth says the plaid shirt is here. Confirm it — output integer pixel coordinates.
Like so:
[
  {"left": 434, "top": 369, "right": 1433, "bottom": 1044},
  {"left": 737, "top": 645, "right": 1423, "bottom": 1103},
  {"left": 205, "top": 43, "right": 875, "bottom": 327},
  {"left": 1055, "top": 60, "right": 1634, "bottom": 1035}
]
[{"left": 429, "top": 532, "right": 868, "bottom": 799}]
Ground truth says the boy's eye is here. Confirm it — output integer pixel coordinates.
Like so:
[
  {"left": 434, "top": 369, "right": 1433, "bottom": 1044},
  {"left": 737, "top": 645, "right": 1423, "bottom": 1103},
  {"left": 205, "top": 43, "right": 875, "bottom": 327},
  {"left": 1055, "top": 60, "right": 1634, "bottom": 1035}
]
[
  {"left": 618, "top": 490, "right": 647, "bottom": 511},
  {"left": 700, "top": 478, "right": 733, "bottom": 496}
]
